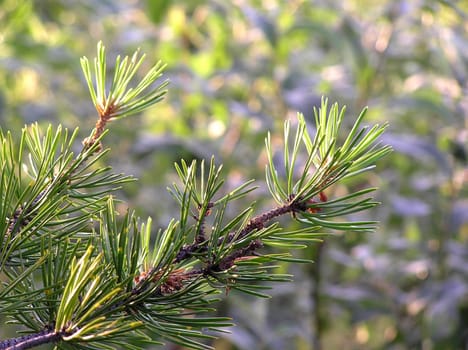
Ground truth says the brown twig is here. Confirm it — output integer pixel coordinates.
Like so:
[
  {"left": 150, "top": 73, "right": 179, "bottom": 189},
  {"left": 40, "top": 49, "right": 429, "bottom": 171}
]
[
  {"left": 0, "top": 327, "right": 68, "bottom": 350},
  {"left": 83, "top": 103, "right": 119, "bottom": 150},
  {"left": 174, "top": 195, "right": 309, "bottom": 264}
]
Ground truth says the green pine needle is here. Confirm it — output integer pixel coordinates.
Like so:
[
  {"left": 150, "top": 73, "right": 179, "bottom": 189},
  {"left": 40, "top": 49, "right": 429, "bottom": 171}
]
[{"left": 80, "top": 41, "right": 168, "bottom": 121}]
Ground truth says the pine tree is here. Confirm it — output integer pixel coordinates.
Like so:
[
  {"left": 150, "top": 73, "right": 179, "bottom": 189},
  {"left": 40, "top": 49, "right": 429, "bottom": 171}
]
[{"left": 0, "top": 42, "right": 391, "bottom": 350}]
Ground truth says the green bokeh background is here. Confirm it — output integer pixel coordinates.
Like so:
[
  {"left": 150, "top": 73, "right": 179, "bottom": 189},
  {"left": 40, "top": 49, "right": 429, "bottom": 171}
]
[{"left": 1, "top": 0, "right": 467, "bottom": 349}]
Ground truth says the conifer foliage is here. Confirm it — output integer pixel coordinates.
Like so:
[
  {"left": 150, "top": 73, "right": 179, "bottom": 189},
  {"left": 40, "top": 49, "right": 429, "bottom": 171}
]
[{"left": 0, "top": 43, "right": 391, "bottom": 350}]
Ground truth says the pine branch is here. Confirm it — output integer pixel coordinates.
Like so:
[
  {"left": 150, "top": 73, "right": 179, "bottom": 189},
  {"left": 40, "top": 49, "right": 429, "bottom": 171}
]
[
  {"left": 0, "top": 328, "right": 64, "bottom": 350},
  {"left": 0, "top": 43, "right": 391, "bottom": 350}
]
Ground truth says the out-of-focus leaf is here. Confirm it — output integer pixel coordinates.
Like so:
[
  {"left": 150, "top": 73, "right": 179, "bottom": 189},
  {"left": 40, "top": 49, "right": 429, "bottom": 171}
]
[
  {"left": 447, "top": 241, "right": 468, "bottom": 274},
  {"left": 451, "top": 200, "right": 468, "bottom": 233},
  {"left": 282, "top": 89, "right": 321, "bottom": 121},
  {"left": 132, "top": 133, "right": 217, "bottom": 160},
  {"left": 241, "top": 6, "right": 277, "bottom": 47},
  {"left": 390, "top": 195, "right": 431, "bottom": 217},
  {"left": 382, "top": 133, "right": 452, "bottom": 174},
  {"left": 426, "top": 277, "right": 468, "bottom": 338},
  {"left": 145, "top": 0, "right": 172, "bottom": 24}
]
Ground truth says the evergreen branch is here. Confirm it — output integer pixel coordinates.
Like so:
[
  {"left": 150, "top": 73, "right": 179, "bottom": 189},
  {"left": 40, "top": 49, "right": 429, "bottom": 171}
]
[
  {"left": 0, "top": 102, "right": 389, "bottom": 348},
  {"left": 0, "top": 42, "right": 391, "bottom": 350}
]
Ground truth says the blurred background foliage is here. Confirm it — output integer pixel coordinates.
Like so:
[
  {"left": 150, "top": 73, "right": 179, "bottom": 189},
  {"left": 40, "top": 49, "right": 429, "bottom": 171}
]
[{"left": 0, "top": 0, "right": 467, "bottom": 349}]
